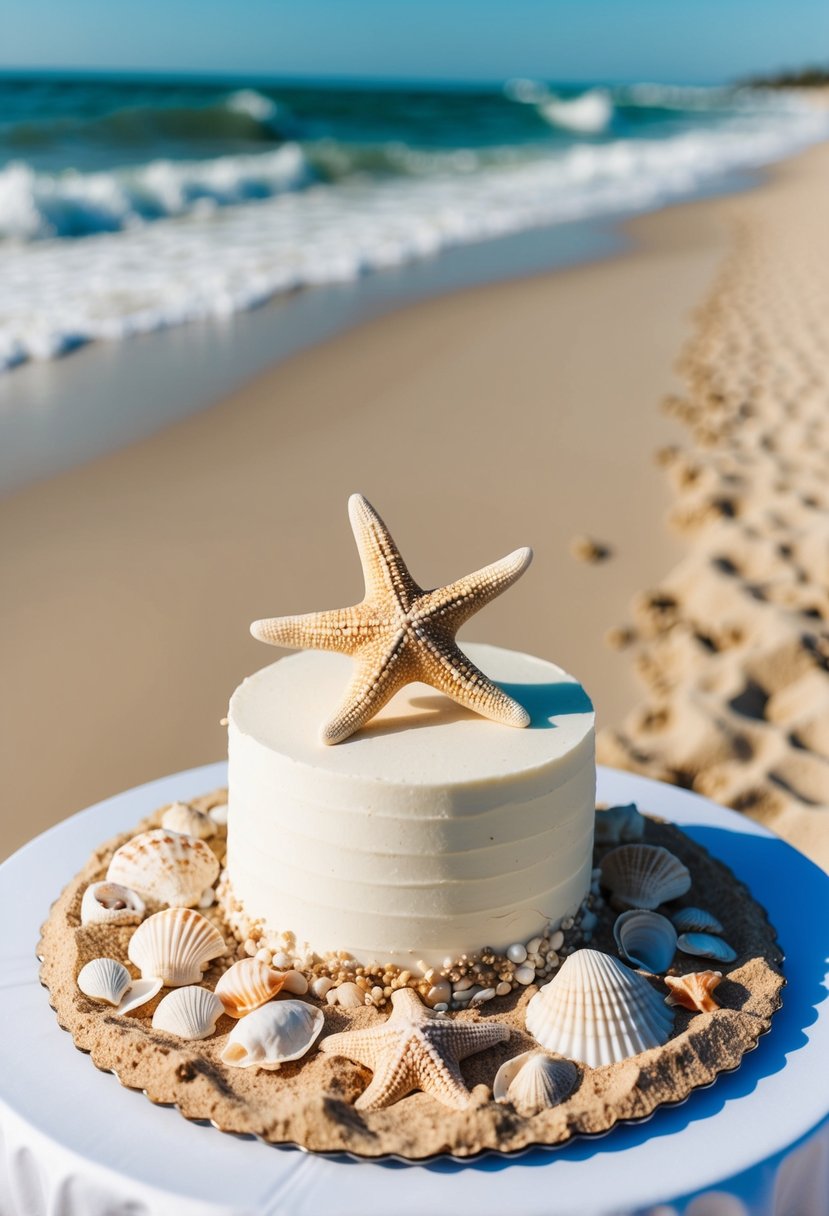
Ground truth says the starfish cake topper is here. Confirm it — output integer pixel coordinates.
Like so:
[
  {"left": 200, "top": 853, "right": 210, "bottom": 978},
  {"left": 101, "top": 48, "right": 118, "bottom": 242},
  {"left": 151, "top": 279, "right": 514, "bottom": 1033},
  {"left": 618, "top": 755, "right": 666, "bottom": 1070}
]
[{"left": 251, "top": 493, "right": 533, "bottom": 744}]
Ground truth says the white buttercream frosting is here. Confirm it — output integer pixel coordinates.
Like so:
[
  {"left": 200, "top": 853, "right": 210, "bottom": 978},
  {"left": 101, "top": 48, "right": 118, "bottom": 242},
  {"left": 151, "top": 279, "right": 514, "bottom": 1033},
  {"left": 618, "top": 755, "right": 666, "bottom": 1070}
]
[{"left": 227, "top": 642, "right": 596, "bottom": 969}]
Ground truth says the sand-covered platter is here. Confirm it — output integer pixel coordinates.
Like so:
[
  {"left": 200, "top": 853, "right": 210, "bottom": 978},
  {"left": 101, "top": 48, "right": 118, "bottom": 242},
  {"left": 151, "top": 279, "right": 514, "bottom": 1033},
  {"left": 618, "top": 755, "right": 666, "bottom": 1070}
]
[{"left": 38, "top": 789, "right": 784, "bottom": 1161}]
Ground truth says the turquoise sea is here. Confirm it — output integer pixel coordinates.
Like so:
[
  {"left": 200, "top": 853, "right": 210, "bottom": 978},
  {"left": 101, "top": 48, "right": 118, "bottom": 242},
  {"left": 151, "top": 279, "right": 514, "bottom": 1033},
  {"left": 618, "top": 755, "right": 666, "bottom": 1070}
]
[{"left": 1, "top": 72, "right": 827, "bottom": 374}]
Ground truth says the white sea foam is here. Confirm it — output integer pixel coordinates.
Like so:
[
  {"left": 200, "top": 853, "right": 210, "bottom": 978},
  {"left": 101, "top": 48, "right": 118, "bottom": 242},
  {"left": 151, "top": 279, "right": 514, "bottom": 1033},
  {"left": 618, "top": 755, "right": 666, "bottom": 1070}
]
[
  {"left": 540, "top": 90, "right": 614, "bottom": 134},
  {"left": 0, "top": 144, "right": 310, "bottom": 241},
  {"left": 0, "top": 101, "right": 826, "bottom": 372},
  {"left": 225, "top": 89, "right": 281, "bottom": 123}
]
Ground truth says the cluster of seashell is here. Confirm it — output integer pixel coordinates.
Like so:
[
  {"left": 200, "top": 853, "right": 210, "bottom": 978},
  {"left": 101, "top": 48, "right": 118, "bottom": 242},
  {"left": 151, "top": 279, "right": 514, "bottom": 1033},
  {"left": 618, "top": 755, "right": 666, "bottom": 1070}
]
[
  {"left": 218, "top": 869, "right": 605, "bottom": 1011},
  {"left": 76, "top": 957, "right": 162, "bottom": 1015},
  {"left": 77, "top": 912, "right": 325, "bottom": 1062},
  {"left": 76, "top": 805, "right": 231, "bottom": 1024},
  {"left": 671, "top": 907, "right": 737, "bottom": 963}
]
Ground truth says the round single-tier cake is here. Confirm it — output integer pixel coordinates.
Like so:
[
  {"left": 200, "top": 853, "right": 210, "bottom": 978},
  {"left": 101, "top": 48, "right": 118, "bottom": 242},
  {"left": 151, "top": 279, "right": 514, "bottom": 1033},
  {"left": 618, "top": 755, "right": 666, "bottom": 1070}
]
[{"left": 226, "top": 642, "right": 595, "bottom": 971}]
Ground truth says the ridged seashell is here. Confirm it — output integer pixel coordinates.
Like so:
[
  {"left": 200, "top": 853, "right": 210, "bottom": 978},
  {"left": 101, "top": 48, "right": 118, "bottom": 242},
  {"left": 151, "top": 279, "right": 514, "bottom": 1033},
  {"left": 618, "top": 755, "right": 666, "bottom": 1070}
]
[
  {"left": 600, "top": 844, "right": 691, "bottom": 910},
  {"left": 161, "top": 802, "right": 215, "bottom": 839},
  {"left": 671, "top": 907, "right": 724, "bottom": 935},
  {"left": 664, "top": 970, "right": 723, "bottom": 1013},
  {"left": 152, "top": 986, "right": 224, "bottom": 1040},
  {"left": 115, "top": 977, "right": 163, "bottom": 1016},
  {"left": 80, "top": 881, "right": 145, "bottom": 927},
  {"left": 525, "top": 948, "right": 674, "bottom": 1068},
  {"left": 493, "top": 1051, "right": 578, "bottom": 1115},
  {"left": 677, "top": 933, "right": 737, "bottom": 963},
  {"left": 220, "top": 1000, "right": 324, "bottom": 1070},
  {"left": 594, "top": 803, "right": 646, "bottom": 845},
  {"left": 215, "top": 958, "right": 287, "bottom": 1017},
  {"left": 331, "top": 981, "right": 365, "bottom": 1008},
  {"left": 107, "top": 829, "right": 220, "bottom": 908},
  {"left": 613, "top": 910, "right": 677, "bottom": 973},
  {"left": 77, "top": 957, "right": 132, "bottom": 1005},
  {"left": 128, "top": 907, "right": 226, "bottom": 986}
]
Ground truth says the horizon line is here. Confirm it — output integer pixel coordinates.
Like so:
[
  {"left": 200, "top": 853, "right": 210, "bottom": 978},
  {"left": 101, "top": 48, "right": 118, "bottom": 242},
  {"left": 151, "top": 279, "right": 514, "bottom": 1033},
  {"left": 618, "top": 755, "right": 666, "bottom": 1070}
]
[{"left": 0, "top": 64, "right": 737, "bottom": 90}]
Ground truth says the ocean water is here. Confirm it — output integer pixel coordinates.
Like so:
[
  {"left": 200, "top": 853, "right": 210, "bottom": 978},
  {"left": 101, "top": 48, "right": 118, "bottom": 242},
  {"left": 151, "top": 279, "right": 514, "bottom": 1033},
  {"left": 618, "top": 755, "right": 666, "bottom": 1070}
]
[{"left": 0, "top": 73, "right": 827, "bottom": 373}]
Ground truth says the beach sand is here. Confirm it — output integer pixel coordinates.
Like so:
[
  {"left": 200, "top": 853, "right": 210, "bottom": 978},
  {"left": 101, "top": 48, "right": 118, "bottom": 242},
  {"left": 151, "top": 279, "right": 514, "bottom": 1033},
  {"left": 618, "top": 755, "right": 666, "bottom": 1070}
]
[
  {"left": 2, "top": 142, "right": 828, "bottom": 869},
  {"left": 600, "top": 141, "right": 829, "bottom": 870}
]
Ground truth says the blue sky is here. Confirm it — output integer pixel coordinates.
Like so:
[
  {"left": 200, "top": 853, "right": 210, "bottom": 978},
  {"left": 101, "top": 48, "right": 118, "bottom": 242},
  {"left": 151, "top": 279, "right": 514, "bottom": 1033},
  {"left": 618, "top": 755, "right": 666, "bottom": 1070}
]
[{"left": 2, "top": 0, "right": 827, "bottom": 85}]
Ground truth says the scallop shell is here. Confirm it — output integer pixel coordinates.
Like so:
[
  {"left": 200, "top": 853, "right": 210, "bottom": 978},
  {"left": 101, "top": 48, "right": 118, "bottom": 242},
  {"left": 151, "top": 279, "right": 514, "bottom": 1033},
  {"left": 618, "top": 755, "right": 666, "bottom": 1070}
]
[
  {"left": 80, "top": 881, "right": 145, "bottom": 927},
  {"left": 525, "top": 948, "right": 674, "bottom": 1067},
  {"left": 115, "top": 977, "right": 163, "bottom": 1016},
  {"left": 493, "top": 1051, "right": 578, "bottom": 1115},
  {"left": 77, "top": 957, "right": 132, "bottom": 1005},
  {"left": 220, "top": 1000, "right": 324, "bottom": 1070},
  {"left": 160, "top": 802, "right": 215, "bottom": 839},
  {"left": 600, "top": 844, "right": 691, "bottom": 910},
  {"left": 215, "top": 958, "right": 287, "bottom": 1017},
  {"left": 107, "top": 829, "right": 220, "bottom": 907},
  {"left": 127, "top": 907, "right": 226, "bottom": 986},
  {"left": 671, "top": 907, "right": 724, "bottom": 935},
  {"left": 613, "top": 909, "right": 677, "bottom": 973},
  {"left": 152, "top": 986, "right": 224, "bottom": 1040},
  {"left": 594, "top": 803, "right": 646, "bottom": 845},
  {"left": 677, "top": 932, "right": 737, "bottom": 963}
]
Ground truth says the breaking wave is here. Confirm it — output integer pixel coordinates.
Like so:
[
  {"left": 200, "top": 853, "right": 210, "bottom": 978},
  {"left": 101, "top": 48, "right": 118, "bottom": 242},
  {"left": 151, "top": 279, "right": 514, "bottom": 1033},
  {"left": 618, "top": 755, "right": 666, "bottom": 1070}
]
[{"left": 1, "top": 81, "right": 827, "bottom": 372}]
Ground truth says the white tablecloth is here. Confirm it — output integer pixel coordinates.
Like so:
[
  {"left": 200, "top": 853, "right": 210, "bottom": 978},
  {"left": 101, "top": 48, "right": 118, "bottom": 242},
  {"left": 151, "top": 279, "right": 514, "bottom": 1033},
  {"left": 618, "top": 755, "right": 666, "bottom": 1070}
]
[{"left": 1, "top": 763, "right": 828, "bottom": 1216}]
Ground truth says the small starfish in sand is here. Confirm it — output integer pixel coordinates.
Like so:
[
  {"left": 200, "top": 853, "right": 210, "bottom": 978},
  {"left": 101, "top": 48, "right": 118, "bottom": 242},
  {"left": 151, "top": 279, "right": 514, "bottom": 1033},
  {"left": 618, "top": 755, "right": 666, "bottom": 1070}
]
[
  {"left": 251, "top": 493, "right": 533, "bottom": 744},
  {"left": 664, "top": 970, "right": 723, "bottom": 1013},
  {"left": 319, "top": 987, "right": 510, "bottom": 1111}
]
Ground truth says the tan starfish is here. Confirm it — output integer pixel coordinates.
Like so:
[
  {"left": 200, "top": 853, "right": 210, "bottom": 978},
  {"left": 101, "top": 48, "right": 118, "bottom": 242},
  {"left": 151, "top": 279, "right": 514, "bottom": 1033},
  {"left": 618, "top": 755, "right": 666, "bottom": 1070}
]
[
  {"left": 319, "top": 987, "right": 510, "bottom": 1111},
  {"left": 251, "top": 493, "right": 533, "bottom": 744},
  {"left": 664, "top": 970, "right": 723, "bottom": 1013}
]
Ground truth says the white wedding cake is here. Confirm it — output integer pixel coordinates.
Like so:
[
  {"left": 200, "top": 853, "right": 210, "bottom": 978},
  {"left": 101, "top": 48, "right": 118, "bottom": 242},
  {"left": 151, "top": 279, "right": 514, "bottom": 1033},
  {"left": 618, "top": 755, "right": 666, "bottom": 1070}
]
[{"left": 226, "top": 641, "right": 595, "bottom": 972}]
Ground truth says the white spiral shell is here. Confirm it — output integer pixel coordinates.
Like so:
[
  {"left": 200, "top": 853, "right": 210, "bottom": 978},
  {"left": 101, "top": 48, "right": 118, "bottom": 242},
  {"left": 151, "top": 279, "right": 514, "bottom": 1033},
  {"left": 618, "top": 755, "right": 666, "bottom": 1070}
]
[
  {"left": 107, "top": 829, "right": 219, "bottom": 907},
  {"left": 152, "top": 986, "right": 224, "bottom": 1040},
  {"left": 600, "top": 844, "right": 691, "bottom": 910},
  {"left": 493, "top": 1050, "right": 578, "bottom": 1115},
  {"left": 77, "top": 957, "right": 132, "bottom": 1006},
  {"left": 127, "top": 907, "right": 226, "bottom": 986},
  {"left": 221, "top": 1000, "right": 324, "bottom": 1070},
  {"left": 525, "top": 948, "right": 674, "bottom": 1067}
]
